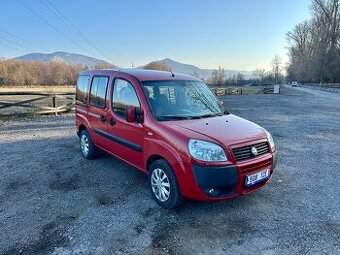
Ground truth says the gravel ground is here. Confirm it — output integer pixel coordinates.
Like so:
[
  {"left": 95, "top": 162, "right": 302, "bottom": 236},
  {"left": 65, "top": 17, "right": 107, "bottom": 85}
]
[{"left": 0, "top": 87, "right": 340, "bottom": 255}]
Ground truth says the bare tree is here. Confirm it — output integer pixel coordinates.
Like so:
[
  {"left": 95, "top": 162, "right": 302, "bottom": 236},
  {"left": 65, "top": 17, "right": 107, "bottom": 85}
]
[
  {"left": 253, "top": 69, "right": 266, "bottom": 83},
  {"left": 92, "top": 63, "right": 116, "bottom": 69},
  {"left": 236, "top": 72, "right": 244, "bottom": 85},
  {"left": 209, "top": 66, "right": 225, "bottom": 86},
  {"left": 286, "top": 0, "right": 340, "bottom": 82},
  {"left": 272, "top": 55, "right": 282, "bottom": 84}
]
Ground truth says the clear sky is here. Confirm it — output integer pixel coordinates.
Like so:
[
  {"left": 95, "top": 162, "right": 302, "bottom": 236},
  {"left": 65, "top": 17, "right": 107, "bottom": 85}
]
[{"left": 0, "top": 0, "right": 311, "bottom": 70}]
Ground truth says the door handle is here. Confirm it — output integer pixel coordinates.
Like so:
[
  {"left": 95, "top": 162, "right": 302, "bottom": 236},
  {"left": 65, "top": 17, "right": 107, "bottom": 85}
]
[
  {"left": 109, "top": 118, "right": 116, "bottom": 126},
  {"left": 100, "top": 115, "right": 106, "bottom": 123}
]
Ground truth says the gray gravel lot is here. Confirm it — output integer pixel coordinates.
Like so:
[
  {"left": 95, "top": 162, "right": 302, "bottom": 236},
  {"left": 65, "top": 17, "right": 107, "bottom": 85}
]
[{"left": 1, "top": 87, "right": 340, "bottom": 255}]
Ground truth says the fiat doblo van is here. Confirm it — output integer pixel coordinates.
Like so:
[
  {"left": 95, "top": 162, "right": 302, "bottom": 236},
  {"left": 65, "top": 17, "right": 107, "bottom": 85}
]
[{"left": 76, "top": 69, "right": 277, "bottom": 208}]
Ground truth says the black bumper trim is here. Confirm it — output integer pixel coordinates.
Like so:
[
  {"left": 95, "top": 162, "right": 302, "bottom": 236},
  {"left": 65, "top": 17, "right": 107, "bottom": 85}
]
[{"left": 272, "top": 151, "right": 278, "bottom": 170}]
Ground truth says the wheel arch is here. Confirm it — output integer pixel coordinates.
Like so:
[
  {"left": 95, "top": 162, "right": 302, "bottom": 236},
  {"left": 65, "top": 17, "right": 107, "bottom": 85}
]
[
  {"left": 78, "top": 124, "right": 87, "bottom": 137},
  {"left": 144, "top": 138, "right": 193, "bottom": 198},
  {"left": 146, "top": 154, "right": 166, "bottom": 172},
  {"left": 144, "top": 138, "right": 184, "bottom": 173}
]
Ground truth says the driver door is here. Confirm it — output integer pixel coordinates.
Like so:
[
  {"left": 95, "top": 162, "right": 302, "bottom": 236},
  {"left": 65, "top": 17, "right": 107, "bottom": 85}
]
[{"left": 104, "top": 77, "right": 145, "bottom": 170}]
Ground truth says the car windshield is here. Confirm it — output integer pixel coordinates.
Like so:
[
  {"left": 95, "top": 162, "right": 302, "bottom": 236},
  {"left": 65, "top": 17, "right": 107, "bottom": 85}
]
[{"left": 141, "top": 80, "right": 225, "bottom": 121}]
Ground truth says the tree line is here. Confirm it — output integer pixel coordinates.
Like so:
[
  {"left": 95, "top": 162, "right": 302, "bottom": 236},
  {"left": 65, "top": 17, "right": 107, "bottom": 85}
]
[
  {"left": 206, "top": 63, "right": 283, "bottom": 87},
  {"left": 0, "top": 59, "right": 172, "bottom": 87},
  {"left": 1, "top": 57, "right": 283, "bottom": 87},
  {"left": 0, "top": 59, "right": 115, "bottom": 86},
  {"left": 286, "top": 0, "right": 340, "bottom": 83},
  {"left": 142, "top": 61, "right": 283, "bottom": 86}
]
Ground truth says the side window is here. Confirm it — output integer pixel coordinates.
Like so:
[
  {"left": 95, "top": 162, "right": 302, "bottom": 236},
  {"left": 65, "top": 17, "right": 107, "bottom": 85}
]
[
  {"left": 76, "top": 75, "right": 89, "bottom": 103},
  {"left": 90, "top": 76, "right": 109, "bottom": 108},
  {"left": 112, "top": 79, "right": 140, "bottom": 119}
]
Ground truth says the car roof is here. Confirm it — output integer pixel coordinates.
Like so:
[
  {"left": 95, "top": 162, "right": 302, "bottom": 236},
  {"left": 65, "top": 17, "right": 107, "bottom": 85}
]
[{"left": 79, "top": 69, "right": 199, "bottom": 82}]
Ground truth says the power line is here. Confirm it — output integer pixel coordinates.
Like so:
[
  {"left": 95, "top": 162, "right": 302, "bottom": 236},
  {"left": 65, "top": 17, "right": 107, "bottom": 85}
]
[
  {"left": 44, "top": 0, "right": 111, "bottom": 62},
  {"left": 42, "top": 0, "right": 112, "bottom": 63},
  {"left": 16, "top": 0, "right": 93, "bottom": 56},
  {"left": 0, "top": 34, "right": 34, "bottom": 52},
  {"left": 0, "top": 40, "right": 26, "bottom": 54},
  {"left": 0, "top": 28, "right": 45, "bottom": 51}
]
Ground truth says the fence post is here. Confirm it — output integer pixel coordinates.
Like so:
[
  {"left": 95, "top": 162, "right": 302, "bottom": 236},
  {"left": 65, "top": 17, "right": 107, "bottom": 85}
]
[{"left": 52, "top": 94, "right": 57, "bottom": 116}]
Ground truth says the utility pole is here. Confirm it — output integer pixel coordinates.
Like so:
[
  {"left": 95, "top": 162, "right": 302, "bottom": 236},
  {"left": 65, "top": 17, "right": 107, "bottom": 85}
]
[{"left": 275, "top": 66, "right": 278, "bottom": 84}]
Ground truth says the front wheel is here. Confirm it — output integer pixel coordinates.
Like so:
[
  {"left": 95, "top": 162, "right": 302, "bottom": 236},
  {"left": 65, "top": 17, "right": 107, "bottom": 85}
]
[{"left": 149, "top": 159, "right": 183, "bottom": 209}]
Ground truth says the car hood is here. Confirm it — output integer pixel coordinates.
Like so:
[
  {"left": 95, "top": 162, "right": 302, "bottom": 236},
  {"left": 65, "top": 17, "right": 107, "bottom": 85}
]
[{"left": 164, "top": 114, "right": 266, "bottom": 147}]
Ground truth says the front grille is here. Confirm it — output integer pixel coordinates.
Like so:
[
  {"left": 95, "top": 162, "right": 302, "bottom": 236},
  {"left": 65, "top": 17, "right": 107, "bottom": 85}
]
[{"left": 232, "top": 142, "right": 269, "bottom": 162}]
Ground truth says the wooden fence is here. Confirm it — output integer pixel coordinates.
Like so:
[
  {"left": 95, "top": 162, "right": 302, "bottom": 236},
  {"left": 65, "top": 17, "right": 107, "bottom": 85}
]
[
  {"left": 263, "top": 87, "right": 274, "bottom": 94},
  {"left": 211, "top": 87, "right": 243, "bottom": 96},
  {"left": 0, "top": 86, "right": 280, "bottom": 116},
  {"left": 0, "top": 92, "right": 75, "bottom": 115}
]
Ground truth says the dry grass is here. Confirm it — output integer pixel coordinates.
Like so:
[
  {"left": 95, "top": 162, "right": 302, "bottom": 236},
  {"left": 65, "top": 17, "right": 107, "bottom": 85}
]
[{"left": 241, "top": 86, "right": 265, "bottom": 94}]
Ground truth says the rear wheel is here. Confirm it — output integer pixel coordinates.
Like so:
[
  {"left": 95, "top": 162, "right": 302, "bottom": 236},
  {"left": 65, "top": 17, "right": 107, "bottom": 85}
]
[
  {"left": 149, "top": 159, "right": 183, "bottom": 209},
  {"left": 80, "top": 129, "right": 98, "bottom": 159}
]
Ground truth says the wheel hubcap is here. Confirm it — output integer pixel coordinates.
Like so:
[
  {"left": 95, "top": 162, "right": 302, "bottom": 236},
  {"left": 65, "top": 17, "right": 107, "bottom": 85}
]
[
  {"left": 80, "top": 134, "right": 89, "bottom": 156},
  {"left": 151, "top": 168, "right": 170, "bottom": 202}
]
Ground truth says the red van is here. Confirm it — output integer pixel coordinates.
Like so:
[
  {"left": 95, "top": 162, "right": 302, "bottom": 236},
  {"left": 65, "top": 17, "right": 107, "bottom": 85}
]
[{"left": 76, "top": 69, "right": 277, "bottom": 208}]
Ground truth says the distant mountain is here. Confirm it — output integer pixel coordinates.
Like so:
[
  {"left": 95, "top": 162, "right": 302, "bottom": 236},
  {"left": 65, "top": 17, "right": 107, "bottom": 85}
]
[
  {"left": 13, "top": 52, "right": 253, "bottom": 79},
  {"left": 158, "top": 58, "right": 213, "bottom": 78},
  {"left": 14, "top": 51, "right": 111, "bottom": 67},
  {"left": 141, "top": 58, "right": 254, "bottom": 79}
]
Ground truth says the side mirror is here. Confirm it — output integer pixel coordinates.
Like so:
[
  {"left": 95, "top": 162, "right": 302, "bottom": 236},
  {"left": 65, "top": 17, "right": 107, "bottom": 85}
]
[
  {"left": 136, "top": 108, "right": 144, "bottom": 123},
  {"left": 126, "top": 106, "right": 144, "bottom": 123},
  {"left": 126, "top": 106, "right": 136, "bottom": 122}
]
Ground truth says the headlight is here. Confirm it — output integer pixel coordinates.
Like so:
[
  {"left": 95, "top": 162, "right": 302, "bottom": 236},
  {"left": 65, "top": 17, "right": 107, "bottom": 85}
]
[
  {"left": 188, "top": 139, "right": 227, "bottom": 162},
  {"left": 264, "top": 129, "right": 275, "bottom": 151}
]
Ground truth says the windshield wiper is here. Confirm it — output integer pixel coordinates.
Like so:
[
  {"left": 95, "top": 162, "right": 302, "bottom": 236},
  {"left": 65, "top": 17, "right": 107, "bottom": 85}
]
[
  {"left": 199, "top": 113, "right": 224, "bottom": 118},
  {"left": 157, "top": 113, "right": 224, "bottom": 121},
  {"left": 157, "top": 115, "right": 193, "bottom": 121}
]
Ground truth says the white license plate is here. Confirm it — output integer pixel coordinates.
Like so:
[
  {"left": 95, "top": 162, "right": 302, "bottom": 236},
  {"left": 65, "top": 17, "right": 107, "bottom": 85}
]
[{"left": 245, "top": 169, "right": 270, "bottom": 187}]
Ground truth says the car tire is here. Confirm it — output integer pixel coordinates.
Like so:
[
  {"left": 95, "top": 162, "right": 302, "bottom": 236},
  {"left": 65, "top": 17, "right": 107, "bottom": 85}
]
[
  {"left": 79, "top": 129, "right": 98, "bottom": 160},
  {"left": 149, "top": 159, "right": 183, "bottom": 209}
]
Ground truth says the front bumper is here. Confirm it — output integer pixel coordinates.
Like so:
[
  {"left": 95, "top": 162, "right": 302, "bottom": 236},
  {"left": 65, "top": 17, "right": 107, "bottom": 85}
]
[
  {"left": 192, "top": 165, "right": 238, "bottom": 197},
  {"left": 182, "top": 151, "right": 277, "bottom": 201}
]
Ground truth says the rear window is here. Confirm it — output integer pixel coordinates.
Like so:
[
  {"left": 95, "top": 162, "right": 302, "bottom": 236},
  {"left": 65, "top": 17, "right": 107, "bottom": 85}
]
[
  {"left": 90, "top": 76, "right": 109, "bottom": 108},
  {"left": 76, "top": 75, "right": 89, "bottom": 103}
]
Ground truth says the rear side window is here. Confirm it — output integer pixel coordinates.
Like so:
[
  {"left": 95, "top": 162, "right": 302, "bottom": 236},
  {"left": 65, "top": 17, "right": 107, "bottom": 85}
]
[
  {"left": 90, "top": 76, "right": 109, "bottom": 108},
  {"left": 112, "top": 79, "right": 140, "bottom": 118},
  {"left": 76, "top": 75, "right": 89, "bottom": 103}
]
